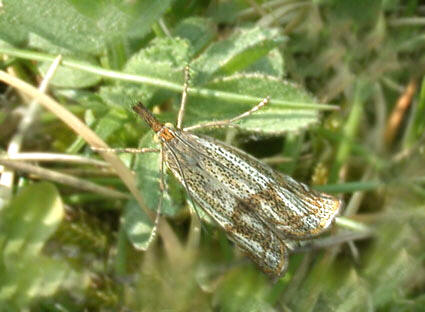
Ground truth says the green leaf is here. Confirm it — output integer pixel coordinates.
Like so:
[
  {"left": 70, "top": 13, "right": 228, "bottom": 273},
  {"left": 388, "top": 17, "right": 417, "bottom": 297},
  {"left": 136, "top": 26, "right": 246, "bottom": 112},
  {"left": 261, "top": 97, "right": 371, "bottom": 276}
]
[
  {"left": 100, "top": 84, "right": 150, "bottom": 110},
  {"left": 28, "top": 33, "right": 77, "bottom": 56},
  {"left": 183, "top": 74, "right": 319, "bottom": 134},
  {"left": 123, "top": 200, "right": 155, "bottom": 251},
  {"left": 2, "top": 0, "right": 107, "bottom": 54},
  {"left": 0, "top": 257, "right": 70, "bottom": 309},
  {"left": 243, "top": 48, "right": 285, "bottom": 78},
  {"left": 1, "top": 182, "right": 63, "bottom": 260},
  {"left": 0, "top": 15, "right": 28, "bottom": 47},
  {"left": 0, "top": 182, "right": 69, "bottom": 308},
  {"left": 124, "top": 37, "right": 190, "bottom": 78},
  {"left": 173, "top": 17, "right": 217, "bottom": 57},
  {"left": 213, "top": 268, "right": 276, "bottom": 312},
  {"left": 125, "top": 0, "right": 175, "bottom": 39},
  {"left": 38, "top": 60, "right": 101, "bottom": 88},
  {"left": 94, "top": 108, "right": 130, "bottom": 141},
  {"left": 191, "top": 26, "right": 286, "bottom": 84},
  {"left": 100, "top": 37, "right": 191, "bottom": 109},
  {"left": 0, "top": 0, "right": 174, "bottom": 55}
]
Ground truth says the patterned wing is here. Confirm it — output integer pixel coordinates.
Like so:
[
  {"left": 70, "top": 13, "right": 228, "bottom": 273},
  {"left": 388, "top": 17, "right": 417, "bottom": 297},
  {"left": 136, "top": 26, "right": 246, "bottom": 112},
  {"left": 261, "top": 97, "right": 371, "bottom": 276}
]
[
  {"left": 163, "top": 130, "right": 288, "bottom": 277},
  {"left": 248, "top": 171, "right": 341, "bottom": 238},
  {"left": 171, "top": 131, "right": 341, "bottom": 239}
]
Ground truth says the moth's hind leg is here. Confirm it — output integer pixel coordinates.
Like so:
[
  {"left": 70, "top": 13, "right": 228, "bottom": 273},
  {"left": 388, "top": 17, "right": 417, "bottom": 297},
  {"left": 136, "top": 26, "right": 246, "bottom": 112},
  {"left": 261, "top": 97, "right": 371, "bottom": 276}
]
[
  {"left": 143, "top": 148, "right": 167, "bottom": 247},
  {"left": 183, "top": 96, "right": 270, "bottom": 132}
]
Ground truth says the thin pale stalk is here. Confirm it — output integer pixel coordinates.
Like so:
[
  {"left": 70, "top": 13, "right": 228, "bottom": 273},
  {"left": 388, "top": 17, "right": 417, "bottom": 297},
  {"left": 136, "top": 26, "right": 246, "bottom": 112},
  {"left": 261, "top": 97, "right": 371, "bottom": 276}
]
[{"left": 0, "top": 47, "right": 340, "bottom": 111}]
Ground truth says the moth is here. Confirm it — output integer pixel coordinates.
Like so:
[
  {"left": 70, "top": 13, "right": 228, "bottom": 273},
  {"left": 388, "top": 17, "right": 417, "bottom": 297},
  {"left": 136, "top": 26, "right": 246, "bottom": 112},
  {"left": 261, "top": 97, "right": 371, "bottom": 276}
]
[{"left": 131, "top": 81, "right": 341, "bottom": 277}]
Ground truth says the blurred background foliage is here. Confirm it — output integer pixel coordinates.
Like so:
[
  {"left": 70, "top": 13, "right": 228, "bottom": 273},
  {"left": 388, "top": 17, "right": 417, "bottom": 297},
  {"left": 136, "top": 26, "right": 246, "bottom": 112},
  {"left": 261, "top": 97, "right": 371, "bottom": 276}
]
[{"left": 0, "top": 0, "right": 425, "bottom": 311}]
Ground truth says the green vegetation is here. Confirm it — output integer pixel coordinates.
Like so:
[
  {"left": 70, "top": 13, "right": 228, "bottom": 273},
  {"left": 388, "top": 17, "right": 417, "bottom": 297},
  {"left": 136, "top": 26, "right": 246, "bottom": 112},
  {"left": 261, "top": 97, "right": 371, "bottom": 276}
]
[{"left": 0, "top": 0, "right": 424, "bottom": 311}]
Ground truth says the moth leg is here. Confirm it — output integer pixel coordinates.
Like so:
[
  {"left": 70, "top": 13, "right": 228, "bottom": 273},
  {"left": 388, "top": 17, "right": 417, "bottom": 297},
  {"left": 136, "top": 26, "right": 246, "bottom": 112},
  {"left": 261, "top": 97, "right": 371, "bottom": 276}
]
[
  {"left": 185, "top": 198, "right": 203, "bottom": 249},
  {"left": 176, "top": 64, "right": 191, "bottom": 130},
  {"left": 90, "top": 147, "right": 160, "bottom": 154},
  {"left": 183, "top": 96, "right": 270, "bottom": 131},
  {"left": 163, "top": 141, "right": 208, "bottom": 238},
  {"left": 143, "top": 148, "right": 166, "bottom": 247}
]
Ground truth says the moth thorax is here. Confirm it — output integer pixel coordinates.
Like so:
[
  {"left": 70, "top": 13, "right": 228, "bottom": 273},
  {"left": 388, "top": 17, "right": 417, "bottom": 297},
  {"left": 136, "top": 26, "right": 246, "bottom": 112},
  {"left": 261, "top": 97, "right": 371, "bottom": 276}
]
[{"left": 158, "top": 127, "right": 175, "bottom": 141}]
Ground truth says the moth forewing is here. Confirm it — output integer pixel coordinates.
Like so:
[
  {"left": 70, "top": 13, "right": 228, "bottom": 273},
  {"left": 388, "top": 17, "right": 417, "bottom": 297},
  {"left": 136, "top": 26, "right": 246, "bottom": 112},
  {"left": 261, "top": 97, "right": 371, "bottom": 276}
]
[
  {"left": 168, "top": 131, "right": 342, "bottom": 239},
  {"left": 268, "top": 172, "right": 342, "bottom": 238},
  {"left": 162, "top": 129, "right": 289, "bottom": 276},
  {"left": 241, "top": 169, "right": 342, "bottom": 239}
]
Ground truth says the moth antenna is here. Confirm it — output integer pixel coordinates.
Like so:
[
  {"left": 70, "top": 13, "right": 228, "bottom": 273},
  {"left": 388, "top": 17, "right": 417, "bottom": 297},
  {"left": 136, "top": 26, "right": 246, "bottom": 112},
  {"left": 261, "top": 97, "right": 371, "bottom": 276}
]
[{"left": 133, "top": 102, "right": 163, "bottom": 133}]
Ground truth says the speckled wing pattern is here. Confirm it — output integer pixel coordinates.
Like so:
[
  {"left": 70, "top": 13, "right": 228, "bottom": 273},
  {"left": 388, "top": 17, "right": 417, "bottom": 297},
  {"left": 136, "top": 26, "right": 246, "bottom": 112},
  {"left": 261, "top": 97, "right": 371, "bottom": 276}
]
[{"left": 161, "top": 129, "right": 341, "bottom": 277}]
